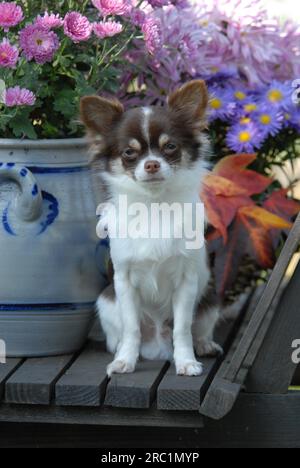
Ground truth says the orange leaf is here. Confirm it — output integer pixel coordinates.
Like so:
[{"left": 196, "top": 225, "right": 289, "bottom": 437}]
[
  {"left": 213, "top": 154, "right": 272, "bottom": 196},
  {"left": 238, "top": 206, "right": 292, "bottom": 230},
  {"left": 203, "top": 174, "right": 249, "bottom": 197},
  {"left": 263, "top": 189, "right": 300, "bottom": 220}
]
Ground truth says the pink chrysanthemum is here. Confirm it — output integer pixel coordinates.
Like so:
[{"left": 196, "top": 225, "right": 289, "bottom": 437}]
[
  {"left": 64, "top": 12, "right": 92, "bottom": 42},
  {"left": 93, "top": 21, "right": 123, "bottom": 39},
  {"left": 130, "top": 9, "right": 146, "bottom": 27},
  {"left": 92, "top": 0, "right": 132, "bottom": 17},
  {"left": 19, "top": 24, "right": 60, "bottom": 64},
  {"left": 0, "top": 2, "right": 23, "bottom": 31},
  {"left": 35, "top": 12, "right": 63, "bottom": 30},
  {"left": 142, "top": 17, "right": 162, "bottom": 55},
  {"left": 5, "top": 86, "right": 36, "bottom": 107},
  {"left": 0, "top": 38, "right": 19, "bottom": 68}
]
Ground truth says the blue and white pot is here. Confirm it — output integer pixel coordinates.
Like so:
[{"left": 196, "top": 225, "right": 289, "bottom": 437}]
[{"left": 0, "top": 138, "right": 108, "bottom": 357}]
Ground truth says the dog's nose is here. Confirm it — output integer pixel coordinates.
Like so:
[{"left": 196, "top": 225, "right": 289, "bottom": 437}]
[{"left": 144, "top": 160, "right": 161, "bottom": 174}]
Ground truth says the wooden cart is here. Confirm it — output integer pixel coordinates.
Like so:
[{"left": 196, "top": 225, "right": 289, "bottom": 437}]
[{"left": 0, "top": 214, "right": 300, "bottom": 448}]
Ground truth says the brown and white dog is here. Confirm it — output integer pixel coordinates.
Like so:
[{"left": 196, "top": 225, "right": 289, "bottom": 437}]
[{"left": 80, "top": 80, "right": 222, "bottom": 377}]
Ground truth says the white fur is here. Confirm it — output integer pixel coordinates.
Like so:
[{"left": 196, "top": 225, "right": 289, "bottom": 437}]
[{"left": 97, "top": 152, "right": 220, "bottom": 377}]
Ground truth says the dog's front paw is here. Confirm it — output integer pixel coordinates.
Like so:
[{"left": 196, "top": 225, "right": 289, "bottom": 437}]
[
  {"left": 195, "top": 339, "right": 223, "bottom": 357},
  {"left": 176, "top": 360, "right": 203, "bottom": 377},
  {"left": 107, "top": 359, "right": 136, "bottom": 376}
]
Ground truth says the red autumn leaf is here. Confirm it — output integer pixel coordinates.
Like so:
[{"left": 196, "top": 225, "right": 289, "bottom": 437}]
[
  {"left": 213, "top": 205, "right": 292, "bottom": 298},
  {"left": 213, "top": 153, "right": 272, "bottom": 196},
  {"left": 263, "top": 189, "right": 300, "bottom": 220},
  {"left": 202, "top": 174, "right": 252, "bottom": 241}
]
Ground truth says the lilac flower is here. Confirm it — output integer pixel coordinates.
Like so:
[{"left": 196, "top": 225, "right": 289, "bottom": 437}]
[
  {"left": 0, "top": 2, "right": 23, "bottom": 32},
  {"left": 35, "top": 12, "right": 63, "bottom": 30},
  {"left": 92, "top": 0, "right": 132, "bottom": 17},
  {"left": 142, "top": 17, "right": 162, "bottom": 55},
  {"left": 226, "top": 121, "right": 265, "bottom": 153},
  {"left": 64, "top": 12, "right": 92, "bottom": 43},
  {"left": 19, "top": 24, "right": 60, "bottom": 64},
  {"left": 93, "top": 21, "right": 123, "bottom": 39},
  {"left": 254, "top": 107, "right": 283, "bottom": 137},
  {"left": 0, "top": 38, "right": 18, "bottom": 68},
  {"left": 5, "top": 86, "right": 36, "bottom": 107}
]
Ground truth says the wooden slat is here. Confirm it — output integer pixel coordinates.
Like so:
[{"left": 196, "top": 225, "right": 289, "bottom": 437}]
[
  {"left": 5, "top": 355, "right": 74, "bottom": 405},
  {"left": 105, "top": 360, "right": 169, "bottom": 409},
  {"left": 0, "top": 359, "right": 23, "bottom": 401},
  {"left": 247, "top": 260, "right": 300, "bottom": 393},
  {"left": 199, "top": 287, "right": 262, "bottom": 419},
  {"left": 223, "top": 212, "right": 300, "bottom": 383},
  {"left": 55, "top": 341, "right": 111, "bottom": 407},
  {"left": 157, "top": 357, "right": 218, "bottom": 411},
  {"left": 157, "top": 294, "right": 251, "bottom": 412}
]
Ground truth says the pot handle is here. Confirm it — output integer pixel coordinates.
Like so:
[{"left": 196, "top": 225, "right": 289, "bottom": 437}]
[{"left": 0, "top": 163, "right": 43, "bottom": 222}]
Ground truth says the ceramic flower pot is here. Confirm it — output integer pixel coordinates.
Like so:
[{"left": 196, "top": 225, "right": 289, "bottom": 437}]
[{"left": 0, "top": 138, "right": 108, "bottom": 357}]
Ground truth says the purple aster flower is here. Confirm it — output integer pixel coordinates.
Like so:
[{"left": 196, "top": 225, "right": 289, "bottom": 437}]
[
  {"left": 64, "top": 12, "right": 92, "bottom": 43},
  {"left": 35, "top": 12, "right": 63, "bottom": 30},
  {"left": 0, "top": 38, "right": 19, "bottom": 68},
  {"left": 226, "top": 121, "right": 265, "bottom": 153},
  {"left": 19, "top": 24, "right": 60, "bottom": 64},
  {"left": 0, "top": 2, "right": 23, "bottom": 32},
  {"left": 208, "top": 86, "right": 236, "bottom": 121},
  {"left": 93, "top": 21, "right": 123, "bottom": 39},
  {"left": 142, "top": 17, "right": 162, "bottom": 55},
  {"left": 5, "top": 86, "right": 36, "bottom": 107},
  {"left": 92, "top": 0, "right": 132, "bottom": 17},
  {"left": 253, "top": 106, "right": 283, "bottom": 137},
  {"left": 262, "top": 81, "right": 293, "bottom": 110},
  {"left": 147, "top": 0, "right": 169, "bottom": 7}
]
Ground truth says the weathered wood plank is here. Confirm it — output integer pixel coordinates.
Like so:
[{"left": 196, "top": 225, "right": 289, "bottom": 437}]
[
  {"left": 55, "top": 341, "right": 111, "bottom": 407},
  {"left": 200, "top": 287, "right": 262, "bottom": 419},
  {"left": 157, "top": 357, "right": 219, "bottom": 411},
  {"left": 105, "top": 360, "right": 169, "bottom": 409},
  {"left": 5, "top": 355, "right": 75, "bottom": 405},
  {"left": 223, "top": 212, "right": 300, "bottom": 383},
  {"left": 0, "top": 359, "right": 23, "bottom": 401},
  {"left": 0, "top": 394, "right": 300, "bottom": 447},
  {"left": 157, "top": 294, "right": 251, "bottom": 412},
  {"left": 247, "top": 260, "right": 300, "bottom": 393}
]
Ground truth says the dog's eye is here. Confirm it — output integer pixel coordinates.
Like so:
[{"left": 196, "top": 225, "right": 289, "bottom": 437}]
[
  {"left": 164, "top": 142, "right": 177, "bottom": 153},
  {"left": 123, "top": 148, "right": 137, "bottom": 159}
]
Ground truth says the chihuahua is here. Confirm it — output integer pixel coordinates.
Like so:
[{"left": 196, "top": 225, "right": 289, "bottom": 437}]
[{"left": 80, "top": 80, "right": 222, "bottom": 376}]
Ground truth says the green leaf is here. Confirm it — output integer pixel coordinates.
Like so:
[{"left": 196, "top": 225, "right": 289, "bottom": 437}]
[
  {"left": 53, "top": 89, "right": 78, "bottom": 119},
  {"left": 9, "top": 110, "right": 37, "bottom": 140}
]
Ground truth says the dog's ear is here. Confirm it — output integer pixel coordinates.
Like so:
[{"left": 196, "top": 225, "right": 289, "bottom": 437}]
[
  {"left": 168, "top": 80, "right": 208, "bottom": 129},
  {"left": 80, "top": 96, "right": 124, "bottom": 135}
]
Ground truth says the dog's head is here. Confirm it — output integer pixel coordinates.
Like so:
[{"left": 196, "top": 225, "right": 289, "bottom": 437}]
[{"left": 80, "top": 80, "right": 209, "bottom": 189}]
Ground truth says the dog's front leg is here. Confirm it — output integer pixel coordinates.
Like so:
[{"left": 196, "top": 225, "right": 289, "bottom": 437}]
[
  {"left": 107, "top": 270, "right": 141, "bottom": 376},
  {"left": 173, "top": 273, "right": 203, "bottom": 376}
]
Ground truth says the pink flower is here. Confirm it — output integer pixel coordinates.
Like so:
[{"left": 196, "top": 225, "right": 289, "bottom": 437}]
[
  {"left": 0, "top": 2, "right": 23, "bottom": 31},
  {"left": 0, "top": 38, "right": 18, "bottom": 68},
  {"left": 93, "top": 21, "right": 123, "bottom": 38},
  {"left": 64, "top": 12, "right": 92, "bottom": 42},
  {"left": 5, "top": 86, "right": 36, "bottom": 107},
  {"left": 35, "top": 12, "right": 63, "bottom": 30},
  {"left": 130, "top": 9, "right": 146, "bottom": 27},
  {"left": 142, "top": 17, "right": 162, "bottom": 55},
  {"left": 92, "top": 0, "right": 132, "bottom": 17},
  {"left": 19, "top": 24, "right": 60, "bottom": 65}
]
